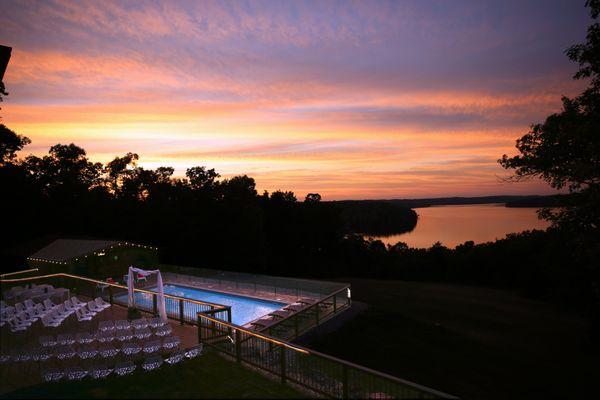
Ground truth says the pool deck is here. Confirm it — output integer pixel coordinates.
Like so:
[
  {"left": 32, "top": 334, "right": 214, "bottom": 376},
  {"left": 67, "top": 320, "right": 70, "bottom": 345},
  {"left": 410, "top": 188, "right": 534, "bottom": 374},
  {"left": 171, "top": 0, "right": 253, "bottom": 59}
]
[
  {"left": 159, "top": 277, "right": 315, "bottom": 305},
  {"left": 0, "top": 301, "right": 198, "bottom": 395}
]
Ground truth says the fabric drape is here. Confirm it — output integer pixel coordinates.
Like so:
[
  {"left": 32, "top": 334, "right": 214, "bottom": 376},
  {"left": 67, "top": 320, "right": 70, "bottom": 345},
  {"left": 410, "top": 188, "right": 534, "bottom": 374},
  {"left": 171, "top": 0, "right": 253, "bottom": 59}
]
[{"left": 127, "top": 266, "right": 167, "bottom": 322}]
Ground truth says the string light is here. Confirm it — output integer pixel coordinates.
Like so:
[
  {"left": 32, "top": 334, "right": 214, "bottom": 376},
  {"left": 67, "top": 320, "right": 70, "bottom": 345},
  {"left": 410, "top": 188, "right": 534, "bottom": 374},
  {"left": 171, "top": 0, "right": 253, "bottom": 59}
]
[{"left": 26, "top": 241, "right": 158, "bottom": 265}]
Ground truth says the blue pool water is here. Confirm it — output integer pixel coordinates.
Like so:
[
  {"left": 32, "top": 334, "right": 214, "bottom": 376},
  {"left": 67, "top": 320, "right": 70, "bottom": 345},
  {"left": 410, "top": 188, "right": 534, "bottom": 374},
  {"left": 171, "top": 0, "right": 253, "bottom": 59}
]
[{"left": 118, "top": 284, "right": 286, "bottom": 325}]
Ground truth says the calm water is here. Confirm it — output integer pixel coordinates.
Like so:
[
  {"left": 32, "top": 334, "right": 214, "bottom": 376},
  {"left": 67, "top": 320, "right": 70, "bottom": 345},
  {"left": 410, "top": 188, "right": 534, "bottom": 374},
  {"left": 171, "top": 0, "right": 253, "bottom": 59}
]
[
  {"left": 367, "top": 203, "right": 550, "bottom": 249},
  {"left": 118, "top": 284, "right": 285, "bottom": 325}
]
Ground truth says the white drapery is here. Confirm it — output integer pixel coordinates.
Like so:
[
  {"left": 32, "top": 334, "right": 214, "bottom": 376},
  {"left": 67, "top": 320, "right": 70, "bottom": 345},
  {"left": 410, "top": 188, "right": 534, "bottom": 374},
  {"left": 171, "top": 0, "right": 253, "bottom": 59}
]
[{"left": 127, "top": 266, "right": 167, "bottom": 322}]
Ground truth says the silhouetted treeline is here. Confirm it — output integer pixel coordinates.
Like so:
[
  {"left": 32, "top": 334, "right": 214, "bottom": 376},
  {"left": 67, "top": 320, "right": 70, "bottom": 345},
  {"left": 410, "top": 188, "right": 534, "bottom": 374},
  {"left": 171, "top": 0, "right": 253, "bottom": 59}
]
[
  {"left": 332, "top": 201, "right": 417, "bottom": 235},
  {"left": 354, "top": 195, "right": 564, "bottom": 209},
  {"left": 504, "top": 195, "right": 566, "bottom": 208}
]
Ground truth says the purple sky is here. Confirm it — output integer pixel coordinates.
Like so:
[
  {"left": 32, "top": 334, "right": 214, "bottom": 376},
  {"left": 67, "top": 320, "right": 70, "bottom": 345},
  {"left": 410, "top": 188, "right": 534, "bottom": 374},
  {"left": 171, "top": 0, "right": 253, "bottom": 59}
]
[{"left": 0, "top": 0, "right": 590, "bottom": 199}]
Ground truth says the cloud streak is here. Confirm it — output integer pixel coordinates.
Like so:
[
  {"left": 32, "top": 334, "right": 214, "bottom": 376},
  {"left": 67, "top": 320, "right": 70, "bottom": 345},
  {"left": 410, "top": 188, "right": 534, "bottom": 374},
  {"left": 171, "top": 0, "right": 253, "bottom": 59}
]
[{"left": 0, "top": 0, "right": 590, "bottom": 199}]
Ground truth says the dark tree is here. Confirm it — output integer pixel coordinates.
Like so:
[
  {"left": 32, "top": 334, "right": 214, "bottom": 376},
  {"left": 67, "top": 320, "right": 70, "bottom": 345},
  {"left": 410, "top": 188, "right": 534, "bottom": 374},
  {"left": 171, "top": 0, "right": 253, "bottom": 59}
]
[
  {"left": 500, "top": 0, "right": 600, "bottom": 232},
  {"left": 270, "top": 190, "right": 297, "bottom": 203},
  {"left": 0, "top": 124, "right": 30, "bottom": 166},
  {"left": 186, "top": 166, "right": 219, "bottom": 190},
  {"left": 105, "top": 152, "right": 139, "bottom": 195},
  {"left": 304, "top": 193, "right": 322, "bottom": 203}
]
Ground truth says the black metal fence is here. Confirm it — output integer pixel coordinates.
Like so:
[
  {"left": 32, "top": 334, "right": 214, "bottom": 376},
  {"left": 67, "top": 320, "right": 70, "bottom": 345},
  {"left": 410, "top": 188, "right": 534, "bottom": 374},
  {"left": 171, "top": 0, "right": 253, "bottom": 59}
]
[
  {"left": 263, "top": 286, "right": 351, "bottom": 340},
  {"left": 197, "top": 313, "right": 458, "bottom": 399}
]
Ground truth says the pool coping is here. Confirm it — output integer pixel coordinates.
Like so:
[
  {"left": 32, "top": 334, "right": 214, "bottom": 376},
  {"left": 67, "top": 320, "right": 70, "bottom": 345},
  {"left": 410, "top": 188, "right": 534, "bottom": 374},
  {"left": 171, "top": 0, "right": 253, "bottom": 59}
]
[
  {"left": 159, "top": 279, "right": 319, "bottom": 305},
  {"left": 155, "top": 279, "right": 325, "bottom": 329}
]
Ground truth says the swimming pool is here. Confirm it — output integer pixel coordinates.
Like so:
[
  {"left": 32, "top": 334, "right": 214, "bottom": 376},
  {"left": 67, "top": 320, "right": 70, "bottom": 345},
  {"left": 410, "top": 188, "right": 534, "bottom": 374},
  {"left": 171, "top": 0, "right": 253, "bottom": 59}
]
[{"left": 117, "top": 284, "right": 286, "bottom": 325}]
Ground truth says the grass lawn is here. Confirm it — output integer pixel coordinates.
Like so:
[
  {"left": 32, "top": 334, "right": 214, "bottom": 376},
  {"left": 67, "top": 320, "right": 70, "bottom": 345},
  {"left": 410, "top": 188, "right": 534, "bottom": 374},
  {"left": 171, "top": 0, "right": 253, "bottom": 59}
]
[
  {"left": 295, "top": 278, "right": 600, "bottom": 400},
  {"left": 2, "top": 351, "right": 305, "bottom": 399}
]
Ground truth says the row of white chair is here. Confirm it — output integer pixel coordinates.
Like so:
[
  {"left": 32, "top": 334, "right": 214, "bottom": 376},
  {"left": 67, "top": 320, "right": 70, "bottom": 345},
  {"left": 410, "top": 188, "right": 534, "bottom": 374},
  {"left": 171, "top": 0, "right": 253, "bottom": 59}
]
[
  {"left": 1, "top": 296, "right": 111, "bottom": 332},
  {"left": 1, "top": 335, "right": 181, "bottom": 364},
  {"left": 40, "top": 344, "right": 203, "bottom": 382}
]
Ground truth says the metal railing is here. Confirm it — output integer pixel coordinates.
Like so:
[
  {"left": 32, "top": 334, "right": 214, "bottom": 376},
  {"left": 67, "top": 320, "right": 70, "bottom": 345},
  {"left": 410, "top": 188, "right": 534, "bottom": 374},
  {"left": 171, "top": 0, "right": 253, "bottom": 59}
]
[
  {"left": 197, "top": 313, "right": 458, "bottom": 399},
  {"left": 0, "top": 272, "right": 232, "bottom": 325},
  {"left": 263, "top": 286, "right": 351, "bottom": 340},
  {"left": 0, "top": 268, "right": 39, "bottom": 278}
]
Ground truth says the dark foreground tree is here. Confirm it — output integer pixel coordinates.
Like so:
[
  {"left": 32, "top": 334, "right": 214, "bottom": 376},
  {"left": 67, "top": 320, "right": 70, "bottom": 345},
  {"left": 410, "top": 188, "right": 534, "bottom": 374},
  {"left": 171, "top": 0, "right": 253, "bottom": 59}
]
[
  {"left": 501, "top": 0, "right": 600, "bottom": 341},
  {"left": 500, "top": 0, "right": 600, "bottom": 233},
  {"left": 0, "top": 124, "right": 30, "bottom": 166}
]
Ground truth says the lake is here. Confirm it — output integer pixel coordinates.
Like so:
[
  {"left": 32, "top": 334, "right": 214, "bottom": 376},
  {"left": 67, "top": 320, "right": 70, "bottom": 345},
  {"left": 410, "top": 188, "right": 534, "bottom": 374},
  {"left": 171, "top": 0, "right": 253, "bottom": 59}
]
[{"left": 366, "top": 203, "right": 551, "bottom": 248}]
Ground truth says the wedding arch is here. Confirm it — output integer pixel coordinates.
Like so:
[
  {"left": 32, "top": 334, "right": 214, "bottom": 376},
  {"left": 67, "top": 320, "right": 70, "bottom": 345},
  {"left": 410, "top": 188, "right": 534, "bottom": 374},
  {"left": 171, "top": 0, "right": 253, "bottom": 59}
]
[{"left": 127, "top": 266, "right": 167, "bottom": 322}]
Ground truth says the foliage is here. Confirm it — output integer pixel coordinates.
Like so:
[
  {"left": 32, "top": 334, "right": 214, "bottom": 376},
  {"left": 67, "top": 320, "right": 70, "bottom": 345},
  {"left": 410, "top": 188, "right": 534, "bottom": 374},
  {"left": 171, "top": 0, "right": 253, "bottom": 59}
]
[
  {"left": 500, "top": 0, "right": 600, "bottom": 232},
  {"left": 0, "top": 124, "right": 30, "bottom": 166}
]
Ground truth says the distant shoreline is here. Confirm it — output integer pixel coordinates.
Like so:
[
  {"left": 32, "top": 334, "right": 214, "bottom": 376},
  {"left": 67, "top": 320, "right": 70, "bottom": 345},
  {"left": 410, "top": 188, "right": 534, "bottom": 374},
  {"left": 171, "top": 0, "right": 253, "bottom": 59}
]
[{"left": 329, "top": 194, "right": 564, "bottom": 209}]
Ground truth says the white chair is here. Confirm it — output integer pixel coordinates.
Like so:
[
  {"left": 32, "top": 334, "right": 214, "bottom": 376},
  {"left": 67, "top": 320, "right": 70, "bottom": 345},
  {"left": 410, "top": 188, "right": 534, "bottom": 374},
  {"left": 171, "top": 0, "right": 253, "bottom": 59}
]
[
  {"left": 155, "top": 325, "right": 172, "bottom": 337},
  {"left": 66, "top": 366, "right": 88, "bottom": 380},
  {"left": 54, "top": 345, "right": 76, "bottom": 360},
  {"left": 142, "top": 355, "right": 163, "bottom": 371},
  {"left": 143, "top": 339, "right": 161, "bottom": 354},
  {"left": 98, "top": 343, "right": 119, "bottom": 358},
  {"left": 16, "top": 308, "right": 37, "bottom": 324},
  {"left": 56, "top": 304, "right": 73, "bottom": 317},
  {"left": 57, "top": 333, "right": 76, "bottom": 345},
  {"left": 69, "top": 297, "right": 86, "bottom": 310},
  {"left": 98, "top": 320, "right": 115, "bottom": 332},
  {"left": 134, "top": 327, "right": 152, "bottom": 340},
  {"left": 115, "top": 320, "right": 131, "bottom": 330},
  {"left": 80, "top": 304, "right": 97, "bottom": 317},
  {"left": 77, "top": 344, "right": 98, "bottom": 359},
  {"left": 89, "top": 362, "right": 113, "bottom": 379},
  {"left": 87, "top": 301, "right": 103, "bottom": 313},
  {"left": 76, "top": 332, "right": 95, "bottom": 344},
  {"left": 43, "top": 299, "right": 58, "bottom": 312},
  {"left": 75, "top": 308, "right": 93, "bottom": 321},
  {"left": 165, "top": 349, "right": 185, "bottom": 365},
  {"left": 33, "top": 347, "right": 53, "bottom": 361},
  {"left": 122, "top": 341, "right": 142, "bottom": 355},
  {"left": 32, "top": 303, "right": 47, "bottom": 318},
  {"left": 97, "top": 331, "right": 115, "bottom": 343},
  {"left": 41, "top": 367, "right": 64, "bottom": 382},
  {"left": 132, "top": 318, "right": 149, "bottom": 329},
  {"left": 114, "top": 360, "right": 136, "bottom": 376},
  {"left": 185, "top": 344, "right": 203, "bottom": 359},
  {"left": 162, "top": 336, "right": 180, "bottom": 350},
  {"left": 0, "top": 308, "right": 15, "bottom": 326},
  {"left": 41, "top": 315, "right": 61, "bottom": 328},
  {"left": 14, "top": 302, "right": 27, "bottom": 314},
  {"left": 7, "top": 316, "right": 29, "bottom": 332},
  {"left": 71, "top": 296, "right": 87, "bottom": 308},
  {"left": 149, "top": 317, "right": 166, "bottom": 328},
  {"left": 94, "top": 297, "right": 111, "bottom": 309},
  {"left": 24, "top": 299, "right": 36, "bottom": 310},
  {"left": 116, "top": 328, "right": 134, "bottom": 342},
  {"left": 16, "top": 312, "right": 34, "bottom": 326},
  {"left": 64, "top": 300, "right": 78, "bottom": 313}
]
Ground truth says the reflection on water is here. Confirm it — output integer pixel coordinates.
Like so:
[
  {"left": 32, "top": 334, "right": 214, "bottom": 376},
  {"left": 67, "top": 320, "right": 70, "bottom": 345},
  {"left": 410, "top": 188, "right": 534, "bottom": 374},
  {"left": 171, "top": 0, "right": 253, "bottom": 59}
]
[{"left": 366, "top": 203, "right": 551, "bottom": 248}]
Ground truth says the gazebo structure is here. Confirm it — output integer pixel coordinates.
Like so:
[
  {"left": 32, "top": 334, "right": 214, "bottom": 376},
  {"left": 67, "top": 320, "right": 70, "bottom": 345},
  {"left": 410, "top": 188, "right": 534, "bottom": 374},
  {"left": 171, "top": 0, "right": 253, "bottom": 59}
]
[{"left": 26, "top": 238, "right": 159, "bottom": 279}]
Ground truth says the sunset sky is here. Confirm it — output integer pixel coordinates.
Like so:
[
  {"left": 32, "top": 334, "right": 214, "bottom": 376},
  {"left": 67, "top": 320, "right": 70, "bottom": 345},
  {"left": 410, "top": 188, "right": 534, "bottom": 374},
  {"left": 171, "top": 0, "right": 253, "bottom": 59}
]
[{"left": 0, "top": 0, "right": 590, "bottom": 199}]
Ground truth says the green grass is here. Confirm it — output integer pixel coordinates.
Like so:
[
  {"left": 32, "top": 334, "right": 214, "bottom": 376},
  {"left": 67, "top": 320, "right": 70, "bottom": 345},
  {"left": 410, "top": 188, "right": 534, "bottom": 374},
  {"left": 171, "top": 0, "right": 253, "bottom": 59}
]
[
  {"left": 2, "top": 351, "right": 305, "bottom": 399},
  {"left": 295, "top": 278, "right": 600, "bottom": 400}
]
